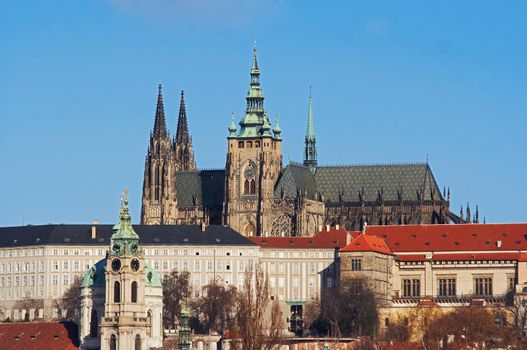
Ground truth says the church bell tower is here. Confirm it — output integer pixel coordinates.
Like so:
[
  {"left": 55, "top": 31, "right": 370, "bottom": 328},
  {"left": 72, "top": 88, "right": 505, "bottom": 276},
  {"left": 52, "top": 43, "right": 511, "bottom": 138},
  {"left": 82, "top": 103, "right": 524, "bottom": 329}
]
[{"left": 224, "top": 46, "right": 283, "bottom": 236}]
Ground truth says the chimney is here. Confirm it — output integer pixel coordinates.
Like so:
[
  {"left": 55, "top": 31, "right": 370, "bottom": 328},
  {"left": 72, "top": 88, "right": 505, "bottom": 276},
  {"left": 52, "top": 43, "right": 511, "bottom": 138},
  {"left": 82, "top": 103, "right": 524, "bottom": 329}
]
[
  {"left": 346, "top": 232, "right": 352, "bottom": 245},
  {"left": 201, "top": 221, "right": 206, "bottom": 232},
  {"left": 318, "top": 224, "right": 323, "bottom": 232},
  {"left": 91, "top": 219, "right": 99, "bottom": 239},
  {"left": 336, "top": 224, "right": 340, "bottom": 230},
  {"left": 497, "top": 240, "right": 502, "bottom": 248},
  {"left": 326, "top": 224, "right": 330, "bottom": 232},
  {"left": 362, "top": 222, "right": 368, "bottom": 235}
]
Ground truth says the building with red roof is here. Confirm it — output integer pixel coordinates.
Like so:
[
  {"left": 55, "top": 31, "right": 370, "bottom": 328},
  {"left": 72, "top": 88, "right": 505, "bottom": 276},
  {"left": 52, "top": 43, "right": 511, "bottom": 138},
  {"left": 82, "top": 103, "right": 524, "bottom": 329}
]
[{"left": 339, "top": 223, "right": 527, "bottom": 321}]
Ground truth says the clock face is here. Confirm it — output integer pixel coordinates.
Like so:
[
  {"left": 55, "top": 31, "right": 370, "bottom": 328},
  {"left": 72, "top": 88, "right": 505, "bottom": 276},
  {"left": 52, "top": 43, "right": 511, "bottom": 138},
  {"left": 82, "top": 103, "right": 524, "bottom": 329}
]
[
  {"left": 111, "top": 258, "right": 121, "bottom": 272},
  {"left": 244, "top": 166, "right": 255, "bottom": 179},
  {"left": 112, "top": 244, "right": 120, "bottom": 253},
  {"left": 131, "top": 258, "right": 140, "bottom": 272}
]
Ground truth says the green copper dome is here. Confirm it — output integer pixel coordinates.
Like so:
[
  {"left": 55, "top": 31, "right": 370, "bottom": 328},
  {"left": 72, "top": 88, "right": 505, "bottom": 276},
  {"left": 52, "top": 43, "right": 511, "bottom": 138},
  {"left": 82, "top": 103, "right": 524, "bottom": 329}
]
[
  {"left": 81, "top": 259, "right": 107, "bottom": 287},
  {"left": 144, "top": 262, "right": 162, "bottom": 287}
]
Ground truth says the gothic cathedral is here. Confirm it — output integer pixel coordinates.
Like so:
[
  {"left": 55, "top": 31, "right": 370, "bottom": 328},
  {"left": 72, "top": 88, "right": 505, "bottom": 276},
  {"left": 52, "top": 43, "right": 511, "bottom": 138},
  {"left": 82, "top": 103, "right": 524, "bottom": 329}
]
[{"left": 140, "top": 47, "right": 469, "bottom": 236}]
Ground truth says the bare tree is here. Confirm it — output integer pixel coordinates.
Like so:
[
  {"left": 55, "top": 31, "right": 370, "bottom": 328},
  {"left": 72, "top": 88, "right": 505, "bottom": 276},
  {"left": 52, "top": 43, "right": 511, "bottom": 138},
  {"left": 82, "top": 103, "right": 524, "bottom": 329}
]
[
  {"left": 54, "top": 275, "right": 82, "bottom": 323},
  {"left": 303, "top": 296, "right": 322, "bottom": 336},
  {"left": 162, "top": 270, "right": 192, "bottom": 329},
  {"left": 14, "top": 297, "right": 44, "bottom": 321},
  {"left": 198, "top": 281, "right": 237, "bottom": 334},
  {"left": 233, "top": 263, "right": 286, "bottom": 350}
]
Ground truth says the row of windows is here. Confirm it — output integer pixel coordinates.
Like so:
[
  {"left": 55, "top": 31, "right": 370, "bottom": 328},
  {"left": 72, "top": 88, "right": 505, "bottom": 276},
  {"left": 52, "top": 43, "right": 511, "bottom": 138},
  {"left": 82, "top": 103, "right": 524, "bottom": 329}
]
[
  {"left": 263, "top": 251, "right": 333, "bottom": 259},
  {"left": 400, "top": 276, "right": 516, "bottom": 297},
  {"left": 144, "top": 249, "right": 255, "bottom": 257},
  {"left": 236, "top": 140, "right": 276, "bottom": 149}
]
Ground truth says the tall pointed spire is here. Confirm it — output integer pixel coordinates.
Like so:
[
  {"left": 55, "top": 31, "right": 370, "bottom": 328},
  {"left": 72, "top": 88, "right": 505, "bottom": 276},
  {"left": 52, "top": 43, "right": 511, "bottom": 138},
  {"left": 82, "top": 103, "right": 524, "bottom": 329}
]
[
  {"left": 304, "top": 86, "right": 317, "bottom": 173},
  {"left": 176, "top": 90, "right": 190, "bottom": 144},
  {"left": 153, "top": 84, "right": 167, "bottom": 138},
  {"left": 306, "top": 86, "right": 315, "bottom": 140}
]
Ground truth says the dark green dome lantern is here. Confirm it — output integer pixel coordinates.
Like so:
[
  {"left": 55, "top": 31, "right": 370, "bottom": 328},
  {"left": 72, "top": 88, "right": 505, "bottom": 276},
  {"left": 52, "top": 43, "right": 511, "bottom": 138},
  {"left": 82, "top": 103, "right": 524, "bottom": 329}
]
[
  {"left": 178, "top": 307, "right": 191, "bottom": 350},
  {"left": 110, "top": 190, "right": 142, "bottom": 257}
]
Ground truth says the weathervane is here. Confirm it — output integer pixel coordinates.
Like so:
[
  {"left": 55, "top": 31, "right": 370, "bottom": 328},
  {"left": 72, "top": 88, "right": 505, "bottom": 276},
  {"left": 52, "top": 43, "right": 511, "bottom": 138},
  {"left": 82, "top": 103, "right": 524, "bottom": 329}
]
[{"left": 120, "top": 189, "right": 129, "bottom": 206}]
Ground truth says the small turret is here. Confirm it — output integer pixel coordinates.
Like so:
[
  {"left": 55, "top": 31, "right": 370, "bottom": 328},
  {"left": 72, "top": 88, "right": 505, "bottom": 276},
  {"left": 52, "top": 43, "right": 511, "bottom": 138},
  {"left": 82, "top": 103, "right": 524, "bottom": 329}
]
[
  {"left": 228, "top": 112, "right": 237, "bottom": 137},
  {"left": 273, "top": 113, "right": 282, "bottom": 139}
]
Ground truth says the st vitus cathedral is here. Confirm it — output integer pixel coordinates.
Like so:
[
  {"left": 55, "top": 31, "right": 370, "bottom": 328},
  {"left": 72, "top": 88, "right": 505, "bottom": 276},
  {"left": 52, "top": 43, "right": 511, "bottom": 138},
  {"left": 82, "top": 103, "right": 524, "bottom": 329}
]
[{"left": 141, "top": 47, "right": 475, "bottom": 236}]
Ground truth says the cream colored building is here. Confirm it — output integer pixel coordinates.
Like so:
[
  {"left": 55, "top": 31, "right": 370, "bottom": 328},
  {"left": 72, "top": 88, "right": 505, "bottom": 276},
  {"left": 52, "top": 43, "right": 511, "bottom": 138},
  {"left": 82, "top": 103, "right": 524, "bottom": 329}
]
[{"left": 0, "top": 223, "right": 258, "bottom": 322}]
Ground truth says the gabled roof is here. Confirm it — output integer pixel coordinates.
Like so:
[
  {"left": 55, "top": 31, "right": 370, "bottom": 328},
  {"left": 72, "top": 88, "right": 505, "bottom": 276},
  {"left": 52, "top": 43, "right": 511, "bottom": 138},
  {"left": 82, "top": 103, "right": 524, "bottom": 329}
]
[
  {"left": 0, "top": 321, "right": 79, "bottom": 350},
  {"left": 364, "top": 223, "right": 527, "bottom": 252},
  {"left": 249, "top": 227, "right": 349, "bottom": 249},
  {"left": 315, "top": 163, "right": 442, "bottom": 202},
  {"left": 340, "top": 234, "right": 393, "bottom": 255},
  {"left": 274, "top": 163, "right": 318, "bottom": 200},
  {"left": 0, "top": 224, "right": 256, "bottom": 248}
]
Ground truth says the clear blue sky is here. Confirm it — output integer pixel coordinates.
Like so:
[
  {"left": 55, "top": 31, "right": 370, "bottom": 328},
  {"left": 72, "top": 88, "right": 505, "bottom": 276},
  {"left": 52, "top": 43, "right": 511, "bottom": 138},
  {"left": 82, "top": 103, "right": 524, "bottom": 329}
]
[{"left": 0, "top": 0, "right": 526, "bottom": 226}]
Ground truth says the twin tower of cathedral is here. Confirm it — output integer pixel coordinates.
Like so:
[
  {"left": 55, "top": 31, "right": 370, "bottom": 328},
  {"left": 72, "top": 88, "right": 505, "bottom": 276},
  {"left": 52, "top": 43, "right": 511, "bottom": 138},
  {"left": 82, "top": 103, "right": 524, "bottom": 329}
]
[{"left": 141, "top": 47, "right": 456, "bottom": 236}]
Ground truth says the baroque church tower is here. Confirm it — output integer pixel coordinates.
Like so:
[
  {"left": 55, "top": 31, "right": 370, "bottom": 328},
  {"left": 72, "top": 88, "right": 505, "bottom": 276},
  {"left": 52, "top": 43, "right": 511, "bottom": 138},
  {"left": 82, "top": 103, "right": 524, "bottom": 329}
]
[
  {"left": 141, "top": 85, "right": 196, "bottom": 224},
  {"left": 79, "top": 196, "right": 163, "bottom": 350},
  {"left": 224, "top": 46, "right": 283, "bottom": 236}
]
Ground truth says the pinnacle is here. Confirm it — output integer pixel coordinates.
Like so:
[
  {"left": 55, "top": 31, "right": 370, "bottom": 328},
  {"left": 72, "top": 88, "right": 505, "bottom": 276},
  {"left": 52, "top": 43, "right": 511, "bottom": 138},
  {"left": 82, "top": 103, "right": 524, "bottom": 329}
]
[
  {"left": 176, "top": 90, "right": 191, "bottom": 145},
  {"left": 153, "top": 84, "right": 168, "bottom": 138}
]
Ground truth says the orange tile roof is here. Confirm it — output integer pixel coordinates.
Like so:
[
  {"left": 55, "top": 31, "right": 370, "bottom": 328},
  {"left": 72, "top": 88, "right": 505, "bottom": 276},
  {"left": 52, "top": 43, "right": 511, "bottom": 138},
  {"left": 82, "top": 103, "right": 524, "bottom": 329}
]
[
  {"left": 364, "top": 223, "right": 527, "bottom": 252},
  {"left": 340, "top": 234, "right": 393, "bottom": 255},
  {"left": 0, "top": 321, "right": 79, "bottom": 350},
  {"left": 249, "top": 227, "right": 351, "bottom": 249}
]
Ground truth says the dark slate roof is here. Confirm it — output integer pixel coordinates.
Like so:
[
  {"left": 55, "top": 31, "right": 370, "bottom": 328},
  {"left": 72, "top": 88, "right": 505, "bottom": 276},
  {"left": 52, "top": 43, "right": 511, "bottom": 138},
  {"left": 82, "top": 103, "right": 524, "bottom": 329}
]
[
  {"left": 0, "top": 224, "right": 256, "bottom": 248},
  {"left": 174, "top": 170, "right": 225, "bottom": 208},
  {"left": 315, "top": 163, "right": 442, "bottom": 202},
  {"left": 274, "top": 163, "right": 318, "bottom": 200}
]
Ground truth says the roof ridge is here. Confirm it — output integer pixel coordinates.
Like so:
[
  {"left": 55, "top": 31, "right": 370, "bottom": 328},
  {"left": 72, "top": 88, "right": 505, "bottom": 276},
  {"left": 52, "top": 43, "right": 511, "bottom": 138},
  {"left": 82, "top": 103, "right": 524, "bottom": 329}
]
[
  {"left": 198, "top": 168, "right": 225, "bottom": 172},
  {"left": 317, "top": 161, "right": 427, "bottom": 168}
]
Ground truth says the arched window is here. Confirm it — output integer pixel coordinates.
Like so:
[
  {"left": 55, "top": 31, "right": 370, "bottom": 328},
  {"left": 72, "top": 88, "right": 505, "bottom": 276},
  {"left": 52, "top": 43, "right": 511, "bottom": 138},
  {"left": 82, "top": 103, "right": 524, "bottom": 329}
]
[
  {"left": 154, "top": 166, "right": 159, "bottom": 201},
  {"left": 90, "top": 309, "right": 98, "bottom": 337},
  {"left": 247, "top": 141, "right": 253, "bottom": 148},
  {"left": 135, "top": 334, "right": 141, "bottom": 350},
  {"left": 114, "top": 281, "right": 120, "bottom": 303},
  {"left": 238, "top": 141, "right": 244, "bottom": 148},
  {"left": 110, "top": 334, "right": 117, "bottom": 350},
  {"left": 131, "top": 281, "right": 137, "bottom": 303},
  {"left": 250, "top": 180, "right": 256, "bottom": 194},
  {"left": 244, "top": 180, "right": 250, "bottom": 194}
]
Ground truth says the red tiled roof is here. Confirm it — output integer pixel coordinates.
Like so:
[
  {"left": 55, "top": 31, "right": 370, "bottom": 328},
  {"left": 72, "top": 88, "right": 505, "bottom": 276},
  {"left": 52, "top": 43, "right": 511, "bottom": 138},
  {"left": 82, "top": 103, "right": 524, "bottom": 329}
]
[
  {"left": 364, "top": 223, "right": 527, "bottom": 252},
  {"left": 249, "top": 227, "right": 350, "bottom": 249},
  {"left": 0, "top": 321, "right": 79, "bottom": 350},
  {"left": 340, "top": 234, "right": 393, "bottom": 255},
  {"left": 396, "top": 252, "right": 522, "bottom": 262}
]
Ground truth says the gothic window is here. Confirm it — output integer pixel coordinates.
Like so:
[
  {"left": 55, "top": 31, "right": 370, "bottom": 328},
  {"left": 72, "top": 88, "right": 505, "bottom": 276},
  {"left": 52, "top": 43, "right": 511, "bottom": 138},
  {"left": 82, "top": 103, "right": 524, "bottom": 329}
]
[
  {"left": 154, "top": 167, "right": 159, "bottom": 201},
  {"left": 89, "top": 309, "right": 98, "bottom": 337},
  {"left": 110, "top": 334, "right": 117, "bottom": 350},
  {"left": 135, "top": 334, "right": 141, "bottom": 350},
  {"left": 244, "top": 180, "right": 250, "bottom": 194},
  {"left": 271, "top": 214, "right": 292, "bottom": 237},
  {"left": 131, "top": 281, "right": 138, "bottom": 303},
  {"left": 243, "top": 223, "right": 255, "bottom": 236},
  {"left": 250, "top": 180, "right": 256, "bottom": 194},
  {"left": 114, "top": 281, "right": 120, "bottom": 303}
]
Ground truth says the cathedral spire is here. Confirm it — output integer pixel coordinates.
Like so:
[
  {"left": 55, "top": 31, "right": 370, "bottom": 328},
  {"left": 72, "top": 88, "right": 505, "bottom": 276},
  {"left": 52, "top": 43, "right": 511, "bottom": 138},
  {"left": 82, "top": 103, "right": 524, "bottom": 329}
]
[
  {"left": 153, "top": 84, "right": 167, "bottom": 138},
  {"left": 176, "top": 90, "right": 190, "bottom": 144},
  {"left": 303, "top": 86, "right": 317, "bottom": 173}
]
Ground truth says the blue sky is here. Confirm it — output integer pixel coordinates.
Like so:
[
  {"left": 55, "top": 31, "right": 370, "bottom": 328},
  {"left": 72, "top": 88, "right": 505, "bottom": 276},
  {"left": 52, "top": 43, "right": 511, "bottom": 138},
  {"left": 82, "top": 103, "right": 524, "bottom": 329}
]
[{"left": 0, "top": 0, "right": 525, "bottom": 225}]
